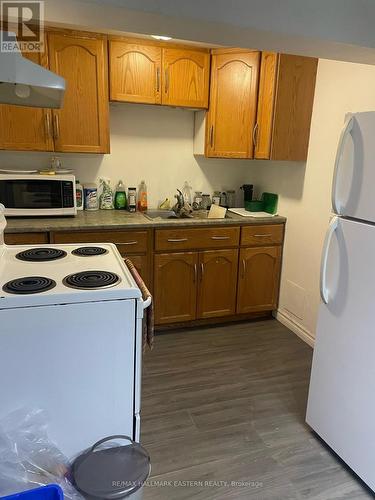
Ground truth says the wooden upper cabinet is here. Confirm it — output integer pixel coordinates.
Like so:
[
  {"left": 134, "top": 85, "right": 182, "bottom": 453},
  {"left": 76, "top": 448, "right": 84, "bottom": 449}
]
[
  {"left": 109, "top": 40, "right": 161, "bottom": 104},
  {"left": 0, "top": 48, "right": 54, "bottom": 151},
  {"left": 255, "top": 53, "right": 318, "bottom": 161},
  {"left": 197, "top": 249, "right": 238, "bottom": 319},
  {"left": 237, "top": 246, "right": 281, "bottom": 314},
  {"left": 48, "top": 31, "right": 109, "bottom": 153},
  {"left": 162, "top": 48, "right": 210, "bottom": 108},
  {"left": 154, "top": 252, "right": 198, "bottom": 325},
  {"left": 205, "top": 49, "right": 260, "bottom": 158}
]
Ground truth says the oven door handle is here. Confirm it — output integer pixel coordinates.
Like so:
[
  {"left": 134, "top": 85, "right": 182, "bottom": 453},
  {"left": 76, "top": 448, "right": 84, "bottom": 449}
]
[{"left": 142, "top": 296, "right": 152, "bottom": 310}]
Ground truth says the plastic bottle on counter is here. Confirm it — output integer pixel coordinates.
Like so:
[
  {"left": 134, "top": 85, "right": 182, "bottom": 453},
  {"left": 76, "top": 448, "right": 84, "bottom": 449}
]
[
  {"left": 99, "top": 178, "right": 114, "bottom": 210},
  {"left": 128, "top": 187, "right": 137, "bottom": 212},
  {"left": 212, "top": 191, "right": 221, "bottom": 205},
  {"left": 75, "top": 180, "right": 83, "bottom": 211},
  {"left": 84, "top": 183, "right": 98, "bottom": 211},
  {"left": 138, "top": 180, "right": 148, "bottom": 212},
  {"left": 114, "top": 180, "right": 127, "bottom": 210}
]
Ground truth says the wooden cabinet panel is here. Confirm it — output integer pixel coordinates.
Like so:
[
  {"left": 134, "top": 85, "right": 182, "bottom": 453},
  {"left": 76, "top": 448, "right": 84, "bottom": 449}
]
[
  {"left": 109, "top": 40, "right": 161, "bottom": 104},
  {"left": 53, "top": 230, "right": 148, "bottom": 254},
  {"left": 125, "top": 254, "right": 150, "bottom": 288},
  {"left": 197, "top": 249, "right": 238, "bottom": 319},
  {"left": 205, "top": 50, "right": 260, "bottom": 158},
  {"left": 48, "top": 32, "right": 109, "bottom": 153},
  {"left": 162, "top": 48, "right": 210, "bottom": 108},
  {"left": 237, "top": 246, "right": 281, "bottom": 313},
  {"left": 241, "top": 225, "right": 284, "bottom": 247},
  {"left": 254, "top": 52, "right": 278, "bottom": 159},
  {"left": 155, "top": 226, "right": 240, "bottom": 251},
  {"left": 4, "top": 232, "right": 49, "bottom": 245},
  {"left": 0, "top": 48, "right": 54, "bottom": 152},
  {"left": 254, "top": 52, "right": 318, "bottom": 161},
  {"left": 154, "top": 252, "right": 198, "bottom": 324},
  {"left": 271, "top": 54, "right": 317, "bottom": 161}
]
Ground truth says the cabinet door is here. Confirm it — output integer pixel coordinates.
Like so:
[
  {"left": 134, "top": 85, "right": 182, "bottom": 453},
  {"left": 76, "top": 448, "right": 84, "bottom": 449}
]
[
  {"left": 48, "top": 32, "right": 109, "bottom": 153},
  {"left": 270, "top": 54, "right": 318, "bottom": 161},
  {"left": 197, "top": 249, "right": 238, "bottom": 319},
  {"left": 237, "top": 246, "right": 281, "bottom": 313},
  {"left": 206, "top": 50, "right": 260, "bottom": 158},
  {"left": 109, "top": 40, "right": 161, "bottom": 104},
  {"left": 162, "top": 48, "right": 210, "bottom": 108},
  {"left": 154, "top": 252, "right": 198, "bottom": 325},
  {"left": 0, "top": 48, "right": 54, "bottom": 151},
  {"left": 254, "top": 52, "right": 278, "bottom": 159}
]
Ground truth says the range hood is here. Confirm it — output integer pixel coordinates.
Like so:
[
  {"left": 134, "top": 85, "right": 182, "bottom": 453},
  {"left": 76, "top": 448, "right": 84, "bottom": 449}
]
[{"left": 0, "top": 33, "right": 65, "bottom": 109}]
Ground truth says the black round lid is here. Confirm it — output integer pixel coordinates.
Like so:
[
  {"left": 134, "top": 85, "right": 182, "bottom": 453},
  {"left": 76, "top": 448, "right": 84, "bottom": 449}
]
[{"left": 72, "top": 435, "right": 150, "bottom": 499}]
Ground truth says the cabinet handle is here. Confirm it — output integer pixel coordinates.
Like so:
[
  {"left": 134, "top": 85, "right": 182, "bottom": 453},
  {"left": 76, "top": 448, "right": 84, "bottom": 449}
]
[
  {"left": 44, "top": 113, "right": 52, "bottom": 138},
  {"left": 211, "top": 235, "right": 230, "bottom": 240},
  {"left": 209, "top": 125, "right": 214, "bottom": 147},
  {"left": 200, "top": 262, "right": 204, "bottom": 281},
  {"left": 53, "top": 114, "right": 60, "bottom": 140},
  {"left": 242, "top": 259, "right": 246, "bottom": 278},
  {"left": 167, "top": 238, "right": 188, "bottom": 242},
  {"left": 252, "top": 122, "right": 259, "bottom": 148},
  {"left": 156, "top": 67, "right": 160, "bottom": 92},
  {"left": 119, "top": 241, "right": 138, "bottom": 245},
  {"left": 165, "top": 69, "right": 169, "bottom": 93},
  {"left": 253, "top": 233, "right": 272, "bottom": 237},
  {"left": 194, "top": 263, "right": 197, "bottom": 283}
]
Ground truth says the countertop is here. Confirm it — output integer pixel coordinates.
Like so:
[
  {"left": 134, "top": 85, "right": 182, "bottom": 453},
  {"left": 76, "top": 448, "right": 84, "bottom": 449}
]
[{"left": 5, "top": 210, "right": 287, "bottom": 233}]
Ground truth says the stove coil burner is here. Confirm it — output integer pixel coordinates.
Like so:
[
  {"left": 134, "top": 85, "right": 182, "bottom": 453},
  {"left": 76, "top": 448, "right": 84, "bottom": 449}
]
[
  {"left": 16, "top": 248, "right": 67, "bottom": 262},
  {"left": 72, "top": 247, "right": 108, "bottom": 257},
  {"left": 63, "top": 270, "right": 120, "bottom": 290},
  {"left": 3, "top": 276, "right": 56, "bottom": 294}
]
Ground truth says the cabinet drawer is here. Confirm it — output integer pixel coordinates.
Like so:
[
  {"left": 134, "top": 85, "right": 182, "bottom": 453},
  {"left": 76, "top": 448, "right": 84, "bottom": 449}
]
[
  {"left": 155, "top": 226, "right": 240, "bottom": 251},
  {"left": 241, "top": 225, "right": 284, "bottom": 246},
  {"left": 53, "top": 230, "right": 148, "bottom": 254},
  {"left": 5, "top": 232, "right": 49, "bottom": 245}
]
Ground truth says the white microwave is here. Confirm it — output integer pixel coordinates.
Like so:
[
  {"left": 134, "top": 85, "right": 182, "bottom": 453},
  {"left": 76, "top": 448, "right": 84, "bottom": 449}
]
[{"left": 0, "top": 173, "right": 77, "bottom": 217}]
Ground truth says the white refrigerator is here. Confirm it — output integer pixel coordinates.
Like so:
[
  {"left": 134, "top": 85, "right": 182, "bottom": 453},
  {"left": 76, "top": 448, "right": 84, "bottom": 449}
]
[{"left": 306, "top": 111, "right": 375, "bottom": 491}]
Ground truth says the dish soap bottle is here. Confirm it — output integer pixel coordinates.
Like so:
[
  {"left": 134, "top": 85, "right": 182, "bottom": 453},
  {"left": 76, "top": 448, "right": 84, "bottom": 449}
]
[
  {"left": 75, "top": 180, "right": 83, "bottom": 211},
  {"left": 138, "top": 180, "right": 148, "bottom": 212},
  {"left": 114, "top": 180, "right": 127, "bottom": 210}
]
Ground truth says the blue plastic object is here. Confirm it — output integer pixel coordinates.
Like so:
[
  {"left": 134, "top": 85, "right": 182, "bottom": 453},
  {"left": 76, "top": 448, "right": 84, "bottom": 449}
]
[{"left": 1, "top": 485, "right": 63, "bottom": 500}]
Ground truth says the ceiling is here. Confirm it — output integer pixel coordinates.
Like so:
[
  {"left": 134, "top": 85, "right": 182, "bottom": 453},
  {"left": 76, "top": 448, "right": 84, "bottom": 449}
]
[{"left": 44, "top": 0, "right": 375, "bottom": 64}]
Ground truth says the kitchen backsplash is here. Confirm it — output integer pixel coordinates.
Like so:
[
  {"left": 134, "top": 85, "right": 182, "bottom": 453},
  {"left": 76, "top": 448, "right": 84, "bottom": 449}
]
[{"left": 0, "top": 103, "right": 263, "bottom": 208}]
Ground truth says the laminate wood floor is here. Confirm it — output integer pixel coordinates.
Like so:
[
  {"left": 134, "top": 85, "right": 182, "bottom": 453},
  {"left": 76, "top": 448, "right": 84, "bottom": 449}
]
[{"left": 141, "top": 319, "right": 373, "bottom": 499}]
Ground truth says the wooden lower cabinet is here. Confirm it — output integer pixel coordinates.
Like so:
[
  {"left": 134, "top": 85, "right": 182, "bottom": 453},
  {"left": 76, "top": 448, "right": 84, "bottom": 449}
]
[
  {"left": 154, "top": 248, "right": 239, "bottom": 325},
  {"left": 197, "top": 249, "right": 238, "bottom": 319},
  {"left": 154, "top": 252, "right": 198, "bottom": 325},
  {"left": 237, "top": 246, "right": 281, "bottom": 313},
  {"left": 4, "top": 232, "right": 49, "bottom": 245},
  {"left": 125, "top": 254, "right": 150, "bottom": 288}
]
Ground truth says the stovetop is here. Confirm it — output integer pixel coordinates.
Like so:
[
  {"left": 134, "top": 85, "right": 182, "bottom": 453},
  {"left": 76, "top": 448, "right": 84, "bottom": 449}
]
[{"left": 0, "top": 243, "right": 141, "bottom": 309}]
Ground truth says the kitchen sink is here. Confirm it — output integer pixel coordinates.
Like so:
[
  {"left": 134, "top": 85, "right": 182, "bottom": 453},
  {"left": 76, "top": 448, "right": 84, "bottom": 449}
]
[{"left": 144, "top": 210, "right": 229, "bottom": 220}]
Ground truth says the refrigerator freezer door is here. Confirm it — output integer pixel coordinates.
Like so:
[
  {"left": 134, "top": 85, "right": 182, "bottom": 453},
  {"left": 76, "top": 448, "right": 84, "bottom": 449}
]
[
  {"left": 307, "top": 217, "right": 375, "bottom": 491},
  {"left": 332, "top": 111, "right": 375, "bottom": 223}
]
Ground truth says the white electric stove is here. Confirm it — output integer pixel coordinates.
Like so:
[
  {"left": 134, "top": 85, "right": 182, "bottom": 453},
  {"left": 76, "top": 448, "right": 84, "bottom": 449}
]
[{"left": 0, "top": 205, "right": 150, "bottom": 459}]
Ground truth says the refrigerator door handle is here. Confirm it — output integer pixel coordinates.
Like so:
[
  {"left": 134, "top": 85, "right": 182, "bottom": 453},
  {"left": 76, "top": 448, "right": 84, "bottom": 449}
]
[
  {"left": 320, "top": 216, "right": 339, "bottom": 305},
  {"left": 331, "top": 115, "right": 354, "bottom": 215}
]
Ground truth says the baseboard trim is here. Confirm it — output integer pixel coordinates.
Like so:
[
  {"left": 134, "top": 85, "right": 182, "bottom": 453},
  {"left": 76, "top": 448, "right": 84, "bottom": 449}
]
[{"left": 274, "top": 310, "right": 315, "bottom": 347}]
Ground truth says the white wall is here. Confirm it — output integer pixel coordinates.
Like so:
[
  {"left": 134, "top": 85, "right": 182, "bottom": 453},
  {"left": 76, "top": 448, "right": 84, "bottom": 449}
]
[
  {"left": 0, "top": 103, "right": 260, "bottom": 208},
  {"left": 255, "top": 58, "right": 375, "bottom": 345}
]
